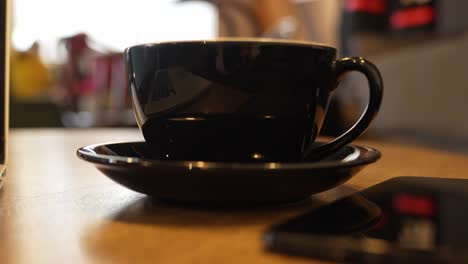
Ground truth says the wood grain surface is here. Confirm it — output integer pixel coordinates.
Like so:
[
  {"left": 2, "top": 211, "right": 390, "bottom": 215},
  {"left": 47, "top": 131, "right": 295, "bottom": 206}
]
[{"left": 1, "top": 129, "right": 468, "bottom": 264}]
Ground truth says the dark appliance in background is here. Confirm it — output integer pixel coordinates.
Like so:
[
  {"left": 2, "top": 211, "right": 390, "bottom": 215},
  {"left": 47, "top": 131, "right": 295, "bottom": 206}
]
[
  {"left": 343, "top": 0, "right": 389, "bottom": 33},
  {"left": 388, "top": 0, "right": 437, "bottom": 33},
  {"left": 341, "top": 0, "right": 438, "bottom": 55},
  {"left": 0, "top": 0, "right": 9, "bottom": 188},
  {"left": 342, "top": 0, "right": 437, "bottom": 34},
  {"left": 342, "top": 0, "right": 468, "bottom": 49}
]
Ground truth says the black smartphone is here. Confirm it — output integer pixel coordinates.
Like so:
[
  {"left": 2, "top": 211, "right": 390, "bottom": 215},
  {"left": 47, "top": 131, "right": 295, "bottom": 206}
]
[{"left": 264, "top": 177, "right": 468, "bottom": 263}]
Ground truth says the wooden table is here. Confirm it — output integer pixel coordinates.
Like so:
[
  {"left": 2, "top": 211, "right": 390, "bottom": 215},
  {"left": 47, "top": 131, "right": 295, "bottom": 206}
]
[{"left": 1, "top": 128, "right": 468, "bottom": 264}]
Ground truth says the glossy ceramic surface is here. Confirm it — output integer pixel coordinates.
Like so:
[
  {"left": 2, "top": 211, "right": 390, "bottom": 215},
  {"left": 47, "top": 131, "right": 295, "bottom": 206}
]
[
  {"left": 125, "top": 39, "right": 383, "bottom": 162},
  {"left": 77, "top": 141, "right": 381, "bottom": 205}
]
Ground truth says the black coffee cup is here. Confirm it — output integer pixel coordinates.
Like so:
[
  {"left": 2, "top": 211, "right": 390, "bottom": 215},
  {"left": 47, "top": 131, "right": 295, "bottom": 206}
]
[{"left": 125, "top": 39, "right": 383, "bottom": 162}]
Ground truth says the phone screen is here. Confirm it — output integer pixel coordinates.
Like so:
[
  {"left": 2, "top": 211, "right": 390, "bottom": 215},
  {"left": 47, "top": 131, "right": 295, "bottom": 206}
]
[{"left": 264, "top": 177, "right": 468, "bottom": 263}]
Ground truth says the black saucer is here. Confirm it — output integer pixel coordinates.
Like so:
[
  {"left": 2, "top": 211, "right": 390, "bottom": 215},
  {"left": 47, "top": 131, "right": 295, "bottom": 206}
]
[{"left": 77, "top": 141, "right": 380, "bottom": 205}]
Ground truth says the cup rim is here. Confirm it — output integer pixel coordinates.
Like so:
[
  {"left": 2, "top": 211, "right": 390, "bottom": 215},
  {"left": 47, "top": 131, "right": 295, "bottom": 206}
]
[{"left": 126, "top": 37, "right": 336, "bottom": 52}]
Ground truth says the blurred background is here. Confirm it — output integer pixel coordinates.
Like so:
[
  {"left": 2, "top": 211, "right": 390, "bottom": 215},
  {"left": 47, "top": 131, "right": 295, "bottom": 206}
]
[{"left": 8, "top": 0, "right": 468, "bottom": 153}]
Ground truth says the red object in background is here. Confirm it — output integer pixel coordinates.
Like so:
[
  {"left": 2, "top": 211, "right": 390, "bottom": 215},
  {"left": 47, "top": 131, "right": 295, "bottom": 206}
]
[
  {"left": 92, "top": 53, "right": 130, "bottom": 109},
  {"left": 59, "top": 33, "right": 99, "bottom": 111},
  {"left": 345, "top": 0, "right": 388, "bottom": 15},
  {"left": 392, "top": 193, "right": 437, "bottom": 217},
  {"left": 390, "top": 5, "right": 436, "bottom": 29}
]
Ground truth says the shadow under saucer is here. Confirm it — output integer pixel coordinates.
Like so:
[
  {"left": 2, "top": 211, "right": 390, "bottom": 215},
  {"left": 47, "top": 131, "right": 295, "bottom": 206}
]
[
  {"left": 81, "top": 185, "right": 359, "bottom": 263},
  {"left": 107, "top": 195, "right": 325, "bottom": 227}
]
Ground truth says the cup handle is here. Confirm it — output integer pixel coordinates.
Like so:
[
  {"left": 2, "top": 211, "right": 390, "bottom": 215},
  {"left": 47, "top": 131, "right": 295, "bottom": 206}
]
[{"left": 303, "top": 57, "right": 384, "bottom": 161}]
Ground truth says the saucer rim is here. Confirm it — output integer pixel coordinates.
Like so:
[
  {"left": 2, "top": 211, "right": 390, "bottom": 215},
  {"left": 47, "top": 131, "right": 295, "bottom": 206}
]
[{"left": 77, "top": 141, "right": 381, "bottom": 171}]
